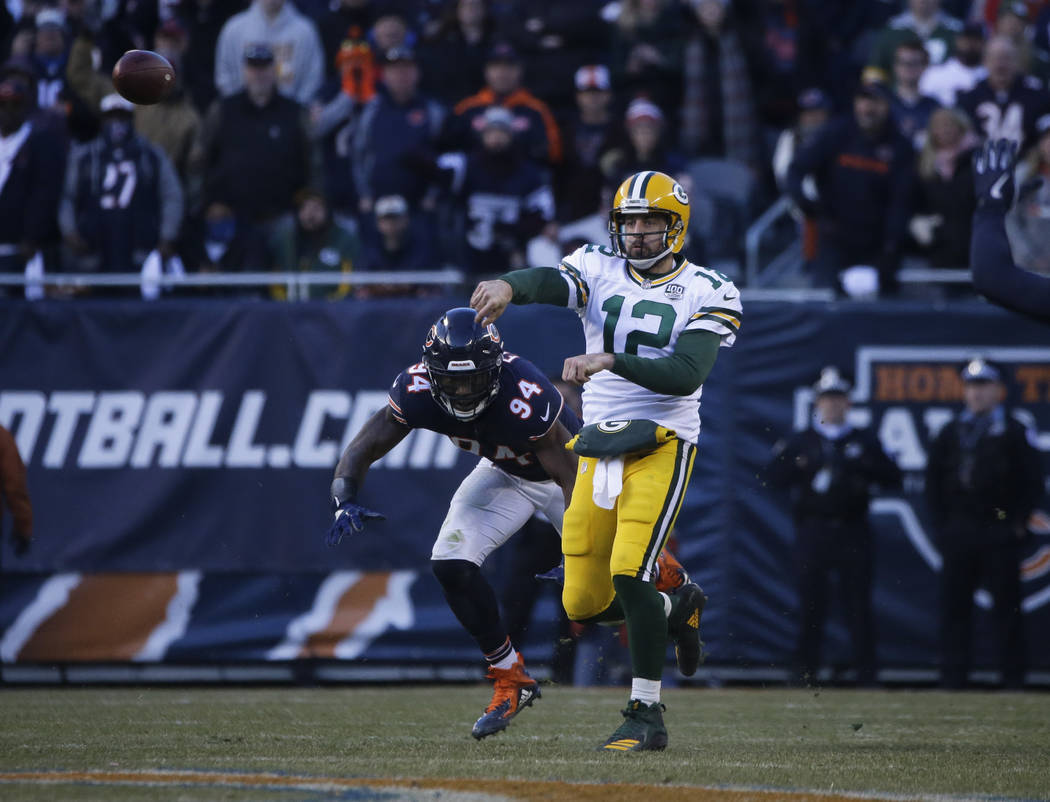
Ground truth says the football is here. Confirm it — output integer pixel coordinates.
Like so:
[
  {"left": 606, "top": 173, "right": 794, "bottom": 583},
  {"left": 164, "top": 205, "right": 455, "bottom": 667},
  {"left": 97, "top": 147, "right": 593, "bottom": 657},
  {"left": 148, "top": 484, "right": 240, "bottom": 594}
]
[{"left": 111, "top": 50, "right": 175, "bottom": 105}]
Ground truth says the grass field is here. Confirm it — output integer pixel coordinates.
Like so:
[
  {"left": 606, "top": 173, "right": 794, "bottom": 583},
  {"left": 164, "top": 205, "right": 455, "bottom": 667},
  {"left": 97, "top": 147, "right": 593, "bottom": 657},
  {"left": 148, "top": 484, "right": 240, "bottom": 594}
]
[{"left": 1, "top": 684, "right": 1048, "bottom": 801}]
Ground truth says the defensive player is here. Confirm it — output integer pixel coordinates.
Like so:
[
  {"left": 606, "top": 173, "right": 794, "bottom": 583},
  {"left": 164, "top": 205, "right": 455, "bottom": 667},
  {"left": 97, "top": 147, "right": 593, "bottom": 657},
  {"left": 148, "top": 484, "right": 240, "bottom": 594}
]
[
  {"left": 325, "top": 308, "right": 578, "bottom": 739},
  {"left": 971, "top": 137, "right": 1050, "bottom": 324},
  {"left": 472, "top": 170, "right": 741, "bottom": 751}
]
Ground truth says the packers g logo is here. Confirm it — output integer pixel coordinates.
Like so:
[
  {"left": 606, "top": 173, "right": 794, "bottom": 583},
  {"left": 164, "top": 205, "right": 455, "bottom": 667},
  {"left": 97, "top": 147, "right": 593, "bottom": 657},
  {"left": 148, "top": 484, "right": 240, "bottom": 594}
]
[
  {"left": 672, "top": 183, "right": 689, "bottom": 205},
  {"left": 597, "top": 421, "right": 631, "bottom": 433}
]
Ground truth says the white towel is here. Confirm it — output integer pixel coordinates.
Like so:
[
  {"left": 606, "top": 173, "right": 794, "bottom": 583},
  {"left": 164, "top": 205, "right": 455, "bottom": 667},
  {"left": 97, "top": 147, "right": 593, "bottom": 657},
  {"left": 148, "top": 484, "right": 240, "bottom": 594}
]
[
  {"left": 140, "top": 250, "right": 162, "bottom": 300},
  {"left": 592, "top": 456, "right": 624, "bottom": 510},
  {"left": 141, "top": 251, "right": 186, "bottom": 300},
  {"left": 24, "top": 251, "right": 44, "bottom": 301}
]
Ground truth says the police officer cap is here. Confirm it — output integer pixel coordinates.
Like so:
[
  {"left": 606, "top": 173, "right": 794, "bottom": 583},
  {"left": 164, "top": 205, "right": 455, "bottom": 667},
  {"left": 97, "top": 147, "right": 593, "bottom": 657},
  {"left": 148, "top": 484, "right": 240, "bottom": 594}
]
[
  {"left": 813, "top": 366, "right": 851, "bottom": 395},
  {"left": 961, "top": 357, "right": 1001, "bottom": 383}
]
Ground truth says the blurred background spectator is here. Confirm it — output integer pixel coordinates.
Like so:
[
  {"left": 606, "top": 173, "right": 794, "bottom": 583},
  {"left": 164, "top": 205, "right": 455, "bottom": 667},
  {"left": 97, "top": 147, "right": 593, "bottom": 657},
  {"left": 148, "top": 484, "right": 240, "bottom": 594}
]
[
  {"left": 350, "top": 45, "right": 445, "bottom": 216},
  {"left": 772, "top": 87, "right": 831, "bottom": 197},
  {"left": 268, "top": 188, "right": 358, "bottom": 300},
  {"left": 609, "top": 0, "right": 683, "bottom": 119},
  {"left": 417, "top": 0, "right": 495, "bottom": 107},
  {"left": 358, "top": 193, "right": 437, "bottom": 280},
  {"left": 555, "top": 64, "right": 620, "bottom": 225},
  {"left": 434, "top": 104, "right": 554, "bottom": 275},
  {"left": 957, "top": 34, "right": 1049, "bottom": 149},
  {"left": 869, "top": 0, "right": 963, "bottom": 75},
  {"left": 214, "top": 0, "right": 323, "bottom": 104},
  {"left": 600, "top": 98, "right": 685, "bottom": 194},
  {"left": 183, "top": 200, "right": 269, "bottom": 280},
  {"left": 679, "top": 0, "right": 759, "bottom": 168},
  {"left": 0, "top": 75, "right": 65, "bottom": 283},
  {"left": 887, "top": 36, "right": 940, "bottom": 149},
  {"left": 786, "top": 81, "right": 915, "bottom": 295},
  {"left": 908, "top": 106, "right": 979, "bottom": 270},
  {"left": 919, "top": 20, "right": 987, "bottom": 107},
  {"left": 59, "top": 93, "right": 182, "bottom": 282},
  {"left": 192, "top": 43, "right": 316, "bottom": 238},
  {"left": 449, "top": 41, "right": 562, "bottom": 166}
]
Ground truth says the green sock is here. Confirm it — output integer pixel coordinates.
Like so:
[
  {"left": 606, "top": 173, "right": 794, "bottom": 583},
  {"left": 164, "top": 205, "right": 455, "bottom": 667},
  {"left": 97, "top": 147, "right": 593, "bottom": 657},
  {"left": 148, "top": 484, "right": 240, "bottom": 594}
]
[
  {"left": 574, "top": 596, "right": 625, "bottom": 626},
  {"left": 613, "top": 574, "right": 667, "bottom": 680}
]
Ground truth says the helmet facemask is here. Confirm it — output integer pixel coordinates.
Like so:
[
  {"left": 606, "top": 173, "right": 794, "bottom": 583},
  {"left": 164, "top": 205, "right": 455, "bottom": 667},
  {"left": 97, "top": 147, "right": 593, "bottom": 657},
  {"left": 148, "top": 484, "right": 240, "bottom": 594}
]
[
  {"left": 608, "top": 205, "right": 683, "bottom": 271},
  {"left": 425, "top": 358, "right": 502, "bottom": 421}
]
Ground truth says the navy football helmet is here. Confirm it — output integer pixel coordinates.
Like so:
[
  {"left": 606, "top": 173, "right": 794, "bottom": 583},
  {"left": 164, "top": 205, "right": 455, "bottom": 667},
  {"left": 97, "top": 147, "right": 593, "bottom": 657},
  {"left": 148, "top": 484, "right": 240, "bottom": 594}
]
[{"left": 422, "top": 307, "right": 504, "bottom": 421}]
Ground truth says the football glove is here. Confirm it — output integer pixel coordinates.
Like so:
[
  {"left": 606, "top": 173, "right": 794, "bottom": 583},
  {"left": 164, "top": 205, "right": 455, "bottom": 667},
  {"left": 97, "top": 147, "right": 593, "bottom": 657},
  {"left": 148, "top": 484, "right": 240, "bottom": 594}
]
[
  {"left": 325, "top": 500, "right": 385, "bottom": 546},
  {"left": 974, "top": 138, "right": 1018, "bottom": 211}
]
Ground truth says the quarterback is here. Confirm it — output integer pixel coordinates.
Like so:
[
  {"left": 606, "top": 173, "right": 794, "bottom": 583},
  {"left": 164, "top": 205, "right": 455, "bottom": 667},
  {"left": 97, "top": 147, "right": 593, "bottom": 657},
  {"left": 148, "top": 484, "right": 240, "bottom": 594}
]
[{"left": 472, "top": 170, "right": 742, "bottom": 751}]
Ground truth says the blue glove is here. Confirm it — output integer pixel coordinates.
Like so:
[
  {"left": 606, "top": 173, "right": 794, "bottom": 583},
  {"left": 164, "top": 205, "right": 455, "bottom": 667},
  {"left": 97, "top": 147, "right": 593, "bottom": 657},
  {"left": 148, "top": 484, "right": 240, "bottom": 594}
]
[
  {"left": 974, "top": 138, "right": 1018, "bottom": 211},
  {"left": 325, "top": 500, "right": 385, "bottom": 546}
]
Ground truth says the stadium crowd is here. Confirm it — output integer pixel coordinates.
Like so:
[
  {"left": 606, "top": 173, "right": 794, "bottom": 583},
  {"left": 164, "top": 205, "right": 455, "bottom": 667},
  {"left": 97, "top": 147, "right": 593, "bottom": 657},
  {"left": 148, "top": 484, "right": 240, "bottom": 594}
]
[{"left": 2, "top": 0, "right": 1050, "bottom": 298}]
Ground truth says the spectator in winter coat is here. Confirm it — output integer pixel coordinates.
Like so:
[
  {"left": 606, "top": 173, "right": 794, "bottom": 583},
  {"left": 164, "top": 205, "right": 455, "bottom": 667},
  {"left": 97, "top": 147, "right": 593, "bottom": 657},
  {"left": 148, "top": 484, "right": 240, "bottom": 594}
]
[
  {"left": 0, "top": 77, "right": 65, "bottom": 282},
  {"left": 193, "top": 43, "right": 316, "bottom": 227},
  {"left": 450, "top": 41, "right": 563, "bottom": 165},
  {"left": 59, "top": 94, "right": 183, "bottom": 278},
  {"left": 957, "top": 35, "right": 1050, "bottom": 149},
  {"left": 269, "top": 188, "right": 360, "bottom": 300},
  {"left": 909, "top": 107, "right": 979, "bottom": 269},
  {"left": 787, "top": 81, "right": 916, "bottom": 295},
  {"left": 350, "top": 46, "right": 446, "bottom": 214},
  {"left": 214, "top": 0, "right": 324, "bottom": 104},
  {"left": 436, "top": 105, "right": 555, "bottom": 274},
  {"left": 918, "top": 20, "right": 987, "bottom": 107}
]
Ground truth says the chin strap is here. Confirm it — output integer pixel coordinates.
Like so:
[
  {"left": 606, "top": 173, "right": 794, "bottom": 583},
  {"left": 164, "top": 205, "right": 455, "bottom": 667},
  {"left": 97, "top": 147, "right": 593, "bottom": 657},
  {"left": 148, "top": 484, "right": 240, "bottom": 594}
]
[{"left": 626, "top": 247, "right": 673, "bottom": 272}]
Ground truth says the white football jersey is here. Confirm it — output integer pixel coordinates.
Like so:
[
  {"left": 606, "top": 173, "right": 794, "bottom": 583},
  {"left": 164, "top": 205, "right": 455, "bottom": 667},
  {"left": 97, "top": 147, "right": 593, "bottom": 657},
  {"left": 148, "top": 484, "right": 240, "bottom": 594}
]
[{"left": 557, "top": 244, "right": 742, "bottom": 444}]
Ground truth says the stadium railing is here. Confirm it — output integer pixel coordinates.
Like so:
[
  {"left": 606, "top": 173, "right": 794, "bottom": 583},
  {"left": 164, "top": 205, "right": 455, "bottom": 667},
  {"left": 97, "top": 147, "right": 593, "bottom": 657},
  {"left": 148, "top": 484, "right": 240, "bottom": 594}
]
[
  {"left": 0, "top": 269, "right": 466, "bottom": 300},
  {"left": 745, "top": 196, "right": 975, "bottom": 290}
]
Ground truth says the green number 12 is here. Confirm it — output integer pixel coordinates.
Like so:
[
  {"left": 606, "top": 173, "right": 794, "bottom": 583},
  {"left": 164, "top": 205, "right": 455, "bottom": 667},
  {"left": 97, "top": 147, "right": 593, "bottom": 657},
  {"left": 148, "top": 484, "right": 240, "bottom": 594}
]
[{"left": 601, "top": 295, "right": 676, "bottom": 355}]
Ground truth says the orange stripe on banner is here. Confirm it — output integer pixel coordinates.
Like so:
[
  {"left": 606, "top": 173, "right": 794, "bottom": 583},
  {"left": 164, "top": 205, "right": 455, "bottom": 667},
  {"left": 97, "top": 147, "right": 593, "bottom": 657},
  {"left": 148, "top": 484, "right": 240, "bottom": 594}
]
[
  {"left": 1022, "top": 546, "right": 1050, "bottom": 579},
  {"left": 299, "top": 572, "right": 391, "bottom": 658},
  {"left": 17, "top": 574, "right": 177, "bottom": 661}
]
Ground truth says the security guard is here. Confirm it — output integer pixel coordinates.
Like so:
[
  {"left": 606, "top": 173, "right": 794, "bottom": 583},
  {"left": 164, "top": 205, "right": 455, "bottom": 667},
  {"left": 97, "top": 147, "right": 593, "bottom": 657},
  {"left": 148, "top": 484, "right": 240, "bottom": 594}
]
[
  {"left": 925, "top": 358, "right": 1043, "bottom": 689},
  {"left": 767, "top": 367, "right": 902, "bottom": 685}
]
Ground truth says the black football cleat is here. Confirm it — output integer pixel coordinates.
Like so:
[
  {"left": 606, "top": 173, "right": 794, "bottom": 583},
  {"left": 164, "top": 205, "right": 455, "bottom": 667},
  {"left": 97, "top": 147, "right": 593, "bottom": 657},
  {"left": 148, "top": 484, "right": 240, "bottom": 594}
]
[{"left": 667, "top": 582, "right": 707, "bottom": 677}]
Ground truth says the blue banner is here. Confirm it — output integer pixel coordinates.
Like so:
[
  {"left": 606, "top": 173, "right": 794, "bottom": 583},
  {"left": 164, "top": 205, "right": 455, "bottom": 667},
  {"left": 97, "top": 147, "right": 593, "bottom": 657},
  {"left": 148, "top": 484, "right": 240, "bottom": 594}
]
[{"left": 1, "top": 299, "right": 1048, "bottom": 671}]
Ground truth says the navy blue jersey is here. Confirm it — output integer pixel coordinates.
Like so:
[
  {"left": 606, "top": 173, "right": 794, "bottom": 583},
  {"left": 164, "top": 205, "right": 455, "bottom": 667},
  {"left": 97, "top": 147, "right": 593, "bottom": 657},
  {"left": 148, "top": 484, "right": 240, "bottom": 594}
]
[{"left": 388, "top": 352, "right": 581, "bottom": 481}]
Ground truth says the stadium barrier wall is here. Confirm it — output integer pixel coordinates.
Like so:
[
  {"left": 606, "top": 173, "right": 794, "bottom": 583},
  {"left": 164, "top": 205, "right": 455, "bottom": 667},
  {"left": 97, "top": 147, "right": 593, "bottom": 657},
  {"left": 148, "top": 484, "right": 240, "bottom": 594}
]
[{"left": 1, "top": 298, "right": 1048, "bottom": 673}]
